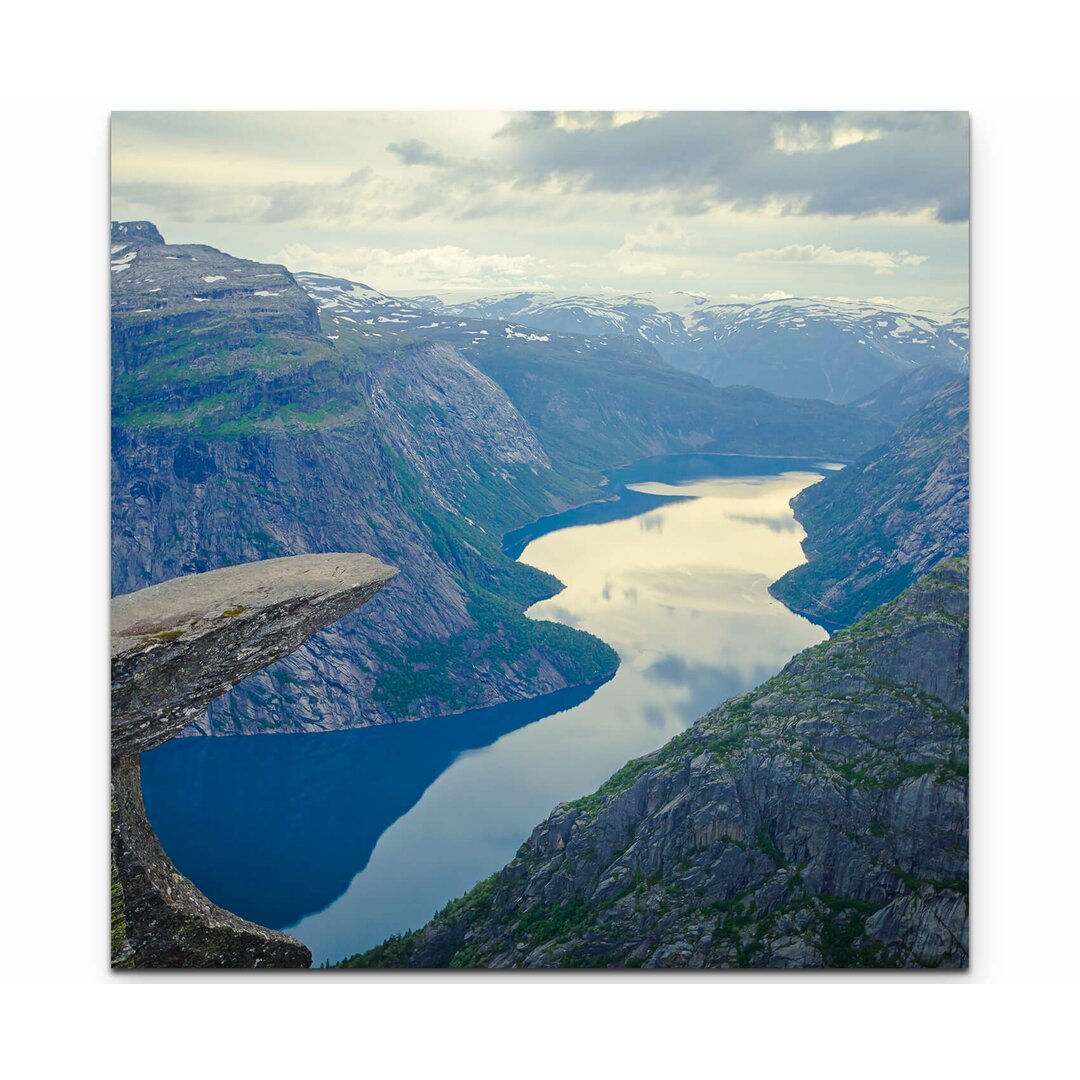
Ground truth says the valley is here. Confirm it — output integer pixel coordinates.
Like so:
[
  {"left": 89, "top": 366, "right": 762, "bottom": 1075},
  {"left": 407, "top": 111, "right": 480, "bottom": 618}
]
[
  {"left": 112, "top": 223, "right": 891, "bottom": 735},
  {"left": 113, "top": 217, "right": 969, "bottom": 970},
  {"left": 142, "top": 453, "right": 832, "bottom": 964}
]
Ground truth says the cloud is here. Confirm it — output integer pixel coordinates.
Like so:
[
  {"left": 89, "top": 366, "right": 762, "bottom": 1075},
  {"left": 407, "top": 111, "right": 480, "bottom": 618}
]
[
  {"left": 725, "top": 291, "right": 794, "bottom": 303},
  {"left": 111, "top": 181, "right": 271, "bottom": 224},
  {"left": 110, "top": 112, "right": 968, "bottom": 307},
  {"left": 496, "top": 111, "right": 661, "bottom": 137},
  {"left": 497, "top": 111, "right": 968, "bottom": 222},
  {"left": 386, "top": 139, "right": 450, "bottom": 167},
  {"left": 270, "top": 242, "right": 550, "bottom": 291},
  {"left": 114, "top": 170, "right": 383, "bottom": 228},
  {"left": 736, "top": 242, "right": 928, "bottom": 275}
]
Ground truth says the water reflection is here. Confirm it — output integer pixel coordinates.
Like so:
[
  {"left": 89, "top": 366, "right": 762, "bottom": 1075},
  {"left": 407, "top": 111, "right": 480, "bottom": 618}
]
[
  {"left": 142, "top": 455, "right": 832, "bottom": 965},
  {"left": 141, "top": 681, "right": 606, "bottom": 930},
  {"left": 284, "top": 462, "right": 829, "bottom": 962}
]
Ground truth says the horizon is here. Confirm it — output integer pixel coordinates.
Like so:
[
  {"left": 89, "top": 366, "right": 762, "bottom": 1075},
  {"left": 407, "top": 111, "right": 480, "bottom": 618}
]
[{"left": 111, "top": 111, "right": 969, "bottom": 314}]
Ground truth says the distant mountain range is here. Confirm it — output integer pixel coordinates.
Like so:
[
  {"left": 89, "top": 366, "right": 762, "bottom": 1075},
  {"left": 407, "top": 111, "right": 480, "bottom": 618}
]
[{"left": 296, "top": 273, "right": 969, "bottom": 405}]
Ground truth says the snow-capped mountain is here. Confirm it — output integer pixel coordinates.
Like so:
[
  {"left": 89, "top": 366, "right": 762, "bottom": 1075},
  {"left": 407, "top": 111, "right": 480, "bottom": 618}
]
[
  {"left": 680, "top": 298, "right": 969, "bottom": 402},
  {"left": 293, "top": 273, "right": 669, "bottom": 373},
  {"left": 297, "top": 272, "right": 968, "bottom": 405},
  {"left": 429, "top": 292, "right": 968, "bottom": 404},
  {"left": 295, "top": 273, "right": 431, "bottom": 323}
]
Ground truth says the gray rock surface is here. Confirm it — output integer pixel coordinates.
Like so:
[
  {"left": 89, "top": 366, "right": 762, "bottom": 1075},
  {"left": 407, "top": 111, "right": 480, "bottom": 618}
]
[
  {"left": 850, "top": 363, "right": 966, "bottom": 425},
  {"left": 345, "top": 561, "right": 968, "bottom": 970},
  {"left": 111, "top": 554, "right": 395, "bottom": 968},
  {"left": 112, "top": 755, "right": 312, "bottom": 968},
  {"left": 771, "top": 378, "right": 968, "bottom": 628},
  {"left": 112, "top": 553, "right": 397, "bottom": 755}
]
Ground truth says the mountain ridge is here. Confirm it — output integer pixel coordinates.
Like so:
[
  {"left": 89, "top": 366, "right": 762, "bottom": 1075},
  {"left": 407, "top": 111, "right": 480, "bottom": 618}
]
[
  {"left": 345, "top": 280, "right": 968, "bottom": 404},
  {"left": 342, "top": 559, "right": 969, "bottom": 970}
]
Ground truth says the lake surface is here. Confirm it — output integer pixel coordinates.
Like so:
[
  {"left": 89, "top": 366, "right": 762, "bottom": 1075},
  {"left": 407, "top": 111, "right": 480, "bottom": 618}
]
[{"left": 142, "top": 454, "right": 834, "bottom": 965}]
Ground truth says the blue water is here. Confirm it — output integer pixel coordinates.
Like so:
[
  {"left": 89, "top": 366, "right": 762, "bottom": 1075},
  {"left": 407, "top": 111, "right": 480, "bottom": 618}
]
[{"left": 142, "top": 454, "right": 835, "bottom": 964}]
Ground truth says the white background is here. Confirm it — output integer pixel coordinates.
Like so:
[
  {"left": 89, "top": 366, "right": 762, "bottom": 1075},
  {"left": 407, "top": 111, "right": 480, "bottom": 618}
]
[{"left": 1, "top": 1, "right": 1077, "bottom": 1074}]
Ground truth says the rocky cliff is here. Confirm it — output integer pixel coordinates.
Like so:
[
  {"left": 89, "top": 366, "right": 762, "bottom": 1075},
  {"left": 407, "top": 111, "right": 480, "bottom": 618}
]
[
  {"left": 771, "top": 378, "right": 969, "bottom": 628},
  {"left": 112, "top": 222, "right": 616, "bottom": 733},
  {"left": 111, "top": 554, "right": 395, "bottom": 968},
  {"left": 344, "top": 560, "right": 968, "bottom": 969}
]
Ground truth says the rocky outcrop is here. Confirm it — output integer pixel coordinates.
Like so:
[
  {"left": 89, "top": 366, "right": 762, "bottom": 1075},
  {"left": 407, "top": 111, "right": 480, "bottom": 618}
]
[
  {"left": 111, "top": 219, "right": 322, "bottom": 383},
  {"left": 112, "top": 554, "right": 397, "bottom": 754},
  {"left": 112, "top": 220, "right": 164, "bottom": 245},
  {"left": 770, "top": 378, "right": 968, "bottom": 628},
  {"left": 344, "top": 561, "right": 968, "bottom": 969},
  {"left": 111, "top": 554, "right": 395, "bottom": 968}
]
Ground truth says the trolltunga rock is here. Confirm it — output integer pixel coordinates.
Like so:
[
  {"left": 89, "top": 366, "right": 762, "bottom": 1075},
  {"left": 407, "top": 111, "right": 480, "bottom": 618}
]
[{"left": 111, "top": 553, "right": 397, "bottom": 968}]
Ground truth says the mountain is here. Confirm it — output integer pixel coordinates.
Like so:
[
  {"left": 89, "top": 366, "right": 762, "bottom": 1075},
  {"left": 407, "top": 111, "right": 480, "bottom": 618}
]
[
  {"left": 770, "top": 378, "right": 969, "bottom": 628},
  {"left": 113, "top": 226, "right": 888, "bottom": 735},
  {"left": 681, "top": 299, "right": 968, "bottom": 404},
  {"left": 849, "top": 363, "right": 966, "bottom": 426},
  {"left": 297, "top": 273, "right": 893, "bottom": 477},
  {"left": 112, "top": 223, "right": 616, "bottom": 734},
  {"left": 342, "top": 559, "right": 968, "bottom": 969},
  {"left": 408, "top": 288, "right": 969, "bottom": 405},
  {"left": 419, "top": 290, "right": 692, "bottom": 356}
]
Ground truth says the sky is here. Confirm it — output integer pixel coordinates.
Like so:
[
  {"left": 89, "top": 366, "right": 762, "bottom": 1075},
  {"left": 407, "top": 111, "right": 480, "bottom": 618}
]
[{"left": 112, "top": 111, "right": 969, "bottom": 312}]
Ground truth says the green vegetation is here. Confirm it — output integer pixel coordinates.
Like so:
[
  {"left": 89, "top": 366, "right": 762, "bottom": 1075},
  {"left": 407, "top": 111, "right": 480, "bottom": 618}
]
[
  {"left": 373, "top": 579, "right": 617, "bottom": 716},
  {"left": 366, "top": 445, "right": 618, "bottom": 718},
  {"left": 112, "top": 316, "right": 368, "bottom": 437},
  {"left": 565, "top": 756, "right": 656, "bottom": 814},
  {"left": 771, "top": 384, "right": 968, "bottom": 627}
]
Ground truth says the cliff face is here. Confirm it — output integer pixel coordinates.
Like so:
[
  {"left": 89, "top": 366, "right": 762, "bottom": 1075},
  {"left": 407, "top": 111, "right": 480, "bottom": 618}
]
[
  {"left": 347, "top": 561, "right": 968, "bottom": 969},
  {"left": 851, "top": 363, "right": 967, "bottom": 426},
  {"left": 112, "top": 223, "right": 616, "bottom": 733},
  {"left": 770, "top": 379, "right": 969, "bottom": 629}
]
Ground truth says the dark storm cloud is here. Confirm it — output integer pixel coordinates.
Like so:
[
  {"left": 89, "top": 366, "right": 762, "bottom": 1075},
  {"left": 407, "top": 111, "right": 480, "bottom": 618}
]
[{"left": 495, "top": 112, "right": 969, "bottom": 222}]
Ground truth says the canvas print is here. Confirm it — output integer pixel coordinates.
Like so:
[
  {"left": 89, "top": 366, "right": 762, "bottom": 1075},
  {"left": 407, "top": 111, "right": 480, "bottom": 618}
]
[{"left": 110, "top": 111, "right": 969, "bottom": 970}]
